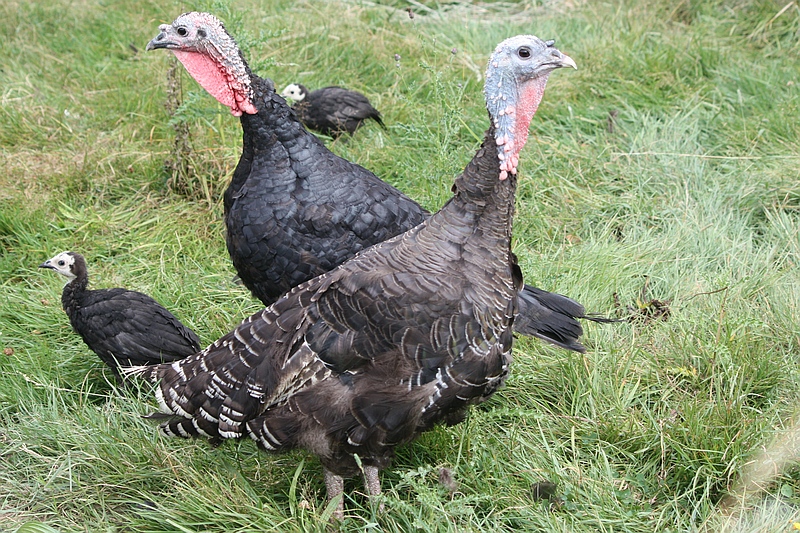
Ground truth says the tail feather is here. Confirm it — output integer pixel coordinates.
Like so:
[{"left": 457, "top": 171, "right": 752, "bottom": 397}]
[
  {"left": 515, "top": 284, "right": 619, "bottom": 352},
  {"left": 579, "top": 313, "right": 623, "bottom": 324},
  {"left": 514, "top": 285, "right": 587, "bottom": 353},
  {"left": 120, "top": 363, "right": 160, "bottom": 381}
]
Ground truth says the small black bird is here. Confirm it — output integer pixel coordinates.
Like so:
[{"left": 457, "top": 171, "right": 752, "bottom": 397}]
[
  {"left": 281, "top": 83, "right": 386, "bottom": 137},
  {"left": 39, "top": 251, "right": 201, "bottom": 376}
]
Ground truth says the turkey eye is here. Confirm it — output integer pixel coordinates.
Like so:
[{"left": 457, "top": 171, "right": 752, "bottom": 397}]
[
  {"left": 177, "top": 27, "right": 188, "bottom": 36},
  {"left": 518, "top": 47, "right": 532, "bottom": 59}
]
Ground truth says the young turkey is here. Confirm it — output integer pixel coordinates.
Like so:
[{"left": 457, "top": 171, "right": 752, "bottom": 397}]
[
  {"left": 280, "top": 83, "right": 386, "bottom": 137},
  {"left": 135, "top": 34, "right": 577, "bottom": 517},
  {"left": 146, "top": 12, "right": 599, "bottom": 353},
  {"left": 40, "top": 251, "right": 201, "bottom": 377}
]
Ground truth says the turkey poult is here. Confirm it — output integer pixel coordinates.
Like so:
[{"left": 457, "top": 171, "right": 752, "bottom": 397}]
[
  {"left": 147, "top": 12, "right": 600, "bottom": 353},
  {"left": 280, "top": 83, "right": 386, "bottom": 137},
  {"left": 40, "top": 251, "right": 201, "bottom": 377},
  {"left": 135, "top": 35, "right": 577, "bottom": 517}
]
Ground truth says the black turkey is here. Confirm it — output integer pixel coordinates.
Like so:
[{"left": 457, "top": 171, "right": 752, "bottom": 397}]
[
  {"left": 280, "top": 83, "right": 386, "bottom": 137},
  {"left": 40, "top": 251, "right": 201, "bottom": 377},
  {"left": 135, "top": 35, "right": 577, "bottom": 517},
  {"left": 146, "top": 12, "right": 597, "bottom": 353},
  {"left": 147, "top": 12, "right": 425, "bottom": 307}
]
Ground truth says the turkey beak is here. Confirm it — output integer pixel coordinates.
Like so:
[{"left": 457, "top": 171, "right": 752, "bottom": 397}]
[
  {"left": 545, "top": 48, "right": 577, "bottom": 71},
  {"left": 39, "top": 261, "right": 54, "bottom": 270},
  {"left": 146, "top": 35, "right": 167, "bottom": 51},
  {"left": 146, "top": 28, "right": 173, "bottom": 51},
  {"left": 541, "top": 40, "right": 577, "bottom": 71},
  {"left": 559, "top": 53, "right": 577, "bottom": 70}
]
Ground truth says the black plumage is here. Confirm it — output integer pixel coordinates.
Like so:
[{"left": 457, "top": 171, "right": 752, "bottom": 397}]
[
  {"left": 147, "top": 12, "right": 425, "bottom": 308},
  {"left": 146, "top": 12, "right": 598, "bottom": 353},
  {"left": 136, "top": 35, "right": 577, "bottom": 517},
  {"left": 40, "top": 251, "right": 201, "bottom": 376},
  {"left": 280, "top": 83, "right": 386, "bottom": 137}
]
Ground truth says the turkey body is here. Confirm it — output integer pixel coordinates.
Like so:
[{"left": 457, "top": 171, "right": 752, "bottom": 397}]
[
  {"left": 152, "top": 157, "right": 519, "bottom": 475},
  {"left": 280, "top": 83, "right": 386, "bottom": 137},
  {"left": 40, "top": 251, "right": 201, "bottom": 376},
  {"left": 147, "top": 12, "right": 597, "bottom": 353},
  {"left": 225, "top": 80, "right": 425, "bottom": 306},
  {"left": 139, "top": 28, "right": 577, "bottom": 516}
]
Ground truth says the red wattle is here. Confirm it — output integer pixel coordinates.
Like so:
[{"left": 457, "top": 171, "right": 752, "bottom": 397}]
[
  {"left": 514, "top": 78, "right": 546, "bottom": 158},
  {"left": 501, "top": 76, "right": 548, "bottom": 178},
  {"left": 172, "top": 50, "right": 257, "bottom": 116}
]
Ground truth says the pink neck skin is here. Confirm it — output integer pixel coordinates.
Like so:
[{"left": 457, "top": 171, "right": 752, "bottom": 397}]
[
  {"left": 172, "top": 50, "right": 258, "bottom": 116},
  {"left": 496, "top": 75, "right": 548, "bottom": 181}
]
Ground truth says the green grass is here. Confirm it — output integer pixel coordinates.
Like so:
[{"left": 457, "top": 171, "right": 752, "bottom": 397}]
[{"left": 2, "top": 0, "right": 800, "bottom": 530}]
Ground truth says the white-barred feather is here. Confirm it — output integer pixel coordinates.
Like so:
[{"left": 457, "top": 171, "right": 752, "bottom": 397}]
[
  {"left": 154, "top": 385, "right": 172, "bottom": 415},
  {"left": 198, "top": 406, "right": 218, "bottom": 423},
  {"left": 234, "top": 328, "right": 256, "bottom": 354},
  {"left": 171, "top": 360, "right": 187, "bottom": 381},
  {"left": 167, "top": 387, "right": 191, "bottom": 418},
  {"left": 251, "top": 327, "right": 270, "bottom": 346},
  {"left": 191, "top": 418, "right": 212, "bottom": 438},
  {"left": 249, "top": 423, "right": 280, "bottom": 449}
]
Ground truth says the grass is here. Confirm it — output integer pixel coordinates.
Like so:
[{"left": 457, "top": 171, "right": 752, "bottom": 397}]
[{"left": 1, "top": 0, "right": 799, "bottom": 530}]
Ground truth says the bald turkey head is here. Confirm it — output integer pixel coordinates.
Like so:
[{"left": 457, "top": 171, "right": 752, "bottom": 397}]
[{"left": 146, "top": 12, "right": 259, "bottom": 116}]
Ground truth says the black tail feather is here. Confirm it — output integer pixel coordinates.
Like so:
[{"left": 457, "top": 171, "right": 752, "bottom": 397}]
[
  {"left": 514, "top": 285, "right": 585, "bottom": 352},
  {"left": 516, "top": 283, "right": 620, "bottom": 352},
  {"left": 579, "top": 313, "right": 624, "bottom": 324}
]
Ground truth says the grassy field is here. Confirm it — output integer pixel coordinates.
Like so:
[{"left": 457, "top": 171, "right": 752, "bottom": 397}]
[{"left": 1, "top": 0, "right": 799, "bottom": 531}]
